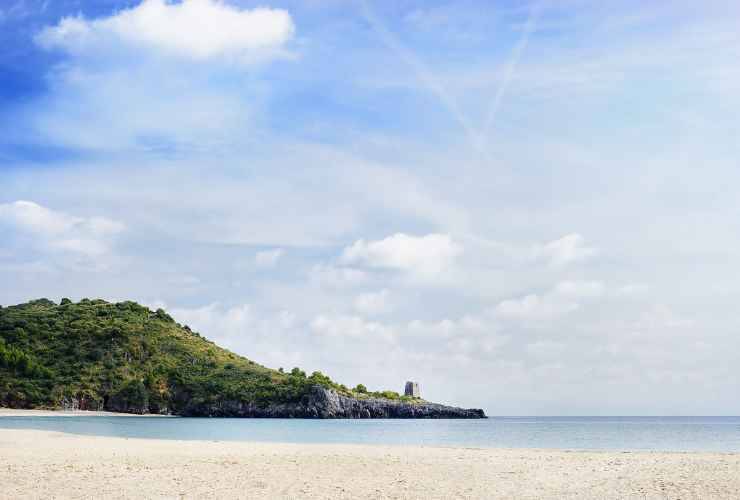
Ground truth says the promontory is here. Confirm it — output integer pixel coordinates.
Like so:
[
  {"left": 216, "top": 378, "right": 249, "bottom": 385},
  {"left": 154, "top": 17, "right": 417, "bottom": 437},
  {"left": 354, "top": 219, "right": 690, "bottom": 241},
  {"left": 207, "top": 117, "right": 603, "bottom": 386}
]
[{"left": 0, "top": 299, "right": 485, "bottom": 418}]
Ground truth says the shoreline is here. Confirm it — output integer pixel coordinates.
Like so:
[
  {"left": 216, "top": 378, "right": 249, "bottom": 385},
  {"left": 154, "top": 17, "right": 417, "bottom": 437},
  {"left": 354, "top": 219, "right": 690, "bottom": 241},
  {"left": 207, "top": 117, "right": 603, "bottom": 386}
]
[
  {"left": 1, "top": 415, "right": 738, "bottom": 454},
  {"left": 1, "top": 429, "right": 739, "bottom": 498},
  {"left": 1, "top": 425, "right": 739, "bottom": 455},
  {"left": 0, "top": 408, "right": 173, "bottom": 417}
]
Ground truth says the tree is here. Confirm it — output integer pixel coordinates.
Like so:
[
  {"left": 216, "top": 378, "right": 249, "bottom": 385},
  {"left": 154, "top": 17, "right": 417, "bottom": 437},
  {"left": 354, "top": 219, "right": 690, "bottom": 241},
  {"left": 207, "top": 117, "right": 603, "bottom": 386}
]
[
  {"left": 354, "top": 384, "right": 367, "bottom": 394},
  {"left": 154, "top": 308, "right": 174, "bottom": 322},
  {"left": 110, "top": 380, "right": 149, "bottom": 414}
]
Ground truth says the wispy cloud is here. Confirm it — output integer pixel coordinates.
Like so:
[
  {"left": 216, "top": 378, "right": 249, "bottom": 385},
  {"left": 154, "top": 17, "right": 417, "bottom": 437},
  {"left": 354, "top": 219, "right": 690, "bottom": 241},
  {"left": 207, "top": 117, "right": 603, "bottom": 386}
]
[
  {"left": 483, "top": 0, "right": 544, "bottom": 138},
  {"left": 359, "top": 0, "right": 483, "bottom": 153}
]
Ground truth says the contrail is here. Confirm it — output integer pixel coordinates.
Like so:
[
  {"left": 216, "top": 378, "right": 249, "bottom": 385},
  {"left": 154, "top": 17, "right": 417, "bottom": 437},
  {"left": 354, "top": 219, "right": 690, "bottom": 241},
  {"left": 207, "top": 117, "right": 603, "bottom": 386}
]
[
  {"left": 359, "top": 0, "right": 483, "bottom": 153},
  {"left": 484, "top": 1, "right": 544, "bottom": 139}
]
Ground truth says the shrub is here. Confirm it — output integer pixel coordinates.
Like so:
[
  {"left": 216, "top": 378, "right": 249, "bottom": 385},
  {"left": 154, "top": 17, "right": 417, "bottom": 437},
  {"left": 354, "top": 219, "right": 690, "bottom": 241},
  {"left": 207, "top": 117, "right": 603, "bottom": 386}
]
[{"left": 376, "top": 390, "right": 400, "bottom": 400}]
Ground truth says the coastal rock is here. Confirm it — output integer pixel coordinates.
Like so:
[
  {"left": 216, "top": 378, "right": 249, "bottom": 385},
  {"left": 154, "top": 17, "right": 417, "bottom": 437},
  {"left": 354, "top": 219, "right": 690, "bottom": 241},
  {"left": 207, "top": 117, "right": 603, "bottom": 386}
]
[{"left": 176, "top": 385, "right": 486, "bottom": 419}]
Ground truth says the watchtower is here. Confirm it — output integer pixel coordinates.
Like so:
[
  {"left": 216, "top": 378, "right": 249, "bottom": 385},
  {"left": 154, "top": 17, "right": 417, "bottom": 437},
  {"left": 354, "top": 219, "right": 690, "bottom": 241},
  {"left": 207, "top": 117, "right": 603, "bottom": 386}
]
[{"left": 404, "top": 381, "right": 420, "bottom": 398}]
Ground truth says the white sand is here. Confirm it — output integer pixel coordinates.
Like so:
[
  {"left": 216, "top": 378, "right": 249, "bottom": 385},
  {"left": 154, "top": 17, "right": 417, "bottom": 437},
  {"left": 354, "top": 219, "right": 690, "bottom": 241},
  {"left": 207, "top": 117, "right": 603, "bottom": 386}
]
[{"left": 1, "top": 428, "right": 739, "bottom": 499}]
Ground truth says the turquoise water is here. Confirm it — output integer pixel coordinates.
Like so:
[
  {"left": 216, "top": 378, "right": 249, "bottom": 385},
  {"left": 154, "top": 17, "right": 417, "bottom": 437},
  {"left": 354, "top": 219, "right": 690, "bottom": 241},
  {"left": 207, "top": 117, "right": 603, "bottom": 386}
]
[{"left": 1, "top": 416, "right": 739, "bottom": 451}]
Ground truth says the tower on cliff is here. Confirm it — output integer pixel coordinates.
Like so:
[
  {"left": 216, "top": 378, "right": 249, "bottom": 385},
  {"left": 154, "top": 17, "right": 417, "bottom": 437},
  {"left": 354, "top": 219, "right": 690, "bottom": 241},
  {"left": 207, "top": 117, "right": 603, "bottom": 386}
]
[{"left": 404, "top": 381, "right": 420, "bottom": 398}]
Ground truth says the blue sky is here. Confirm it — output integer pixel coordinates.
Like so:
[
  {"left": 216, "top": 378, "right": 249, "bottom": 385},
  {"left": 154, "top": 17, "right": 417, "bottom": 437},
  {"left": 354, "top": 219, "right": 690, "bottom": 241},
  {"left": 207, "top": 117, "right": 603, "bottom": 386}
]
[{"left": 1, "top": 0, "right": 740, "bottom": 414}]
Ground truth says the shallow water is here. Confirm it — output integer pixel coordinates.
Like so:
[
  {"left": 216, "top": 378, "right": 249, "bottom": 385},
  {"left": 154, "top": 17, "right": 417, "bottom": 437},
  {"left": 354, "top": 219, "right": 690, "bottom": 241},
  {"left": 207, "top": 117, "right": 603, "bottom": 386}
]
[{"left": 2, "top": 415, "right": 740, "bottom": 451}]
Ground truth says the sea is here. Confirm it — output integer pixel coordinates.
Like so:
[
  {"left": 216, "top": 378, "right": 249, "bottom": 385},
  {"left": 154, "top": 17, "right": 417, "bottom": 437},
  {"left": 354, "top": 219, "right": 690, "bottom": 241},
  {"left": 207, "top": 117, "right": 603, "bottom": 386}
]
[{"left": 1, "top": 416, "right": 740, "bottom": 452}]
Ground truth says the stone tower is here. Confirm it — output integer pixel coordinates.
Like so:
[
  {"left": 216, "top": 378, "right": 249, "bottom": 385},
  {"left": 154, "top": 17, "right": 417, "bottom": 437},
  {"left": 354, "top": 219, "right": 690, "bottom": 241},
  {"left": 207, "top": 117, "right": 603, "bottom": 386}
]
[{"left": 404, "top": 381, "right": 420, "bottom": 398}]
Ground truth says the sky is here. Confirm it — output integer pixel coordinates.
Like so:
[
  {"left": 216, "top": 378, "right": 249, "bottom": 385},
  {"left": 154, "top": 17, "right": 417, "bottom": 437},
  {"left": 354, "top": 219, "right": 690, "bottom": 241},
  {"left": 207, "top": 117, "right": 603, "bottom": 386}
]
[{"left": 1, "top": 0, "right": 739, "bottom": 415}]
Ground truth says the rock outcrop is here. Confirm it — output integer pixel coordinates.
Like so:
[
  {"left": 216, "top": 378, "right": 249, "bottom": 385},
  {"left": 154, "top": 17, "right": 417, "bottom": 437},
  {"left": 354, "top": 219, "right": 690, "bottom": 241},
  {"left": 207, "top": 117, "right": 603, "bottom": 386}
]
[{"left": 175, "top": 385, "right": 486, "bottom": 419}]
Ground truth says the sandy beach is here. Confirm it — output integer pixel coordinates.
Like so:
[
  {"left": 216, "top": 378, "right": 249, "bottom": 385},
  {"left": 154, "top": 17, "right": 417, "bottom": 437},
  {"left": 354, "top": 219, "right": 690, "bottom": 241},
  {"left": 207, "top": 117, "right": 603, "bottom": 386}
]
[{"left": 0, "top": 428, "right": 738, "bottom": 499}]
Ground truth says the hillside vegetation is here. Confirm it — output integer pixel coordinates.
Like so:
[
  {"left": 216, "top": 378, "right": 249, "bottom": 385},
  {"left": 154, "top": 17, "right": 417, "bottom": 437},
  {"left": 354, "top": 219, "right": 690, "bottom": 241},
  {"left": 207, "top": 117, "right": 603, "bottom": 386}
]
[{"left": 0, "top": 298, "right": 410, "bottom": 414}]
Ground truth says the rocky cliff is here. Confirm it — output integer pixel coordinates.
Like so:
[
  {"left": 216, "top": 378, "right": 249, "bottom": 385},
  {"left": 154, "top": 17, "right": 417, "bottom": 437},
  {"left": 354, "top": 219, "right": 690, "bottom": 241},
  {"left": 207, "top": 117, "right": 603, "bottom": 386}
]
[{"left": 177, "top": 385, "right": 486, "bottom": 418}]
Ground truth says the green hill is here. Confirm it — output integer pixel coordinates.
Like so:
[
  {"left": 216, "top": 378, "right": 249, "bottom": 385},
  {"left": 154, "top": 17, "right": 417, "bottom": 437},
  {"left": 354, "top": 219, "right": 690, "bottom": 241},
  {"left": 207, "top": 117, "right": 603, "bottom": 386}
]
[{"left": 0, "top": 298, "right": 379, "bottom": 414}]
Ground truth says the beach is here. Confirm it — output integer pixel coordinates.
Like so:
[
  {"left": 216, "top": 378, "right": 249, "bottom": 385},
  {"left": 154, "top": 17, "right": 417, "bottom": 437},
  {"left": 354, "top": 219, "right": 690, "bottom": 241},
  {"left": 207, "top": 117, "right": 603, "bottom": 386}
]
[{"left": 1, "top": 428, "right": 739, "bottom": 499}]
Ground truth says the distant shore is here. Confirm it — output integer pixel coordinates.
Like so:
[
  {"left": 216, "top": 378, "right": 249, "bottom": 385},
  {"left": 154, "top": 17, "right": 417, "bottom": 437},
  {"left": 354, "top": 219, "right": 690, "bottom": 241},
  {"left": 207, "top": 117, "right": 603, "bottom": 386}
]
[
  {"left": 0, "top": 408, "right": 172, "bottom": 417},
  {"left": 1, "top": 429, "right": 739, "bottom": 499}
]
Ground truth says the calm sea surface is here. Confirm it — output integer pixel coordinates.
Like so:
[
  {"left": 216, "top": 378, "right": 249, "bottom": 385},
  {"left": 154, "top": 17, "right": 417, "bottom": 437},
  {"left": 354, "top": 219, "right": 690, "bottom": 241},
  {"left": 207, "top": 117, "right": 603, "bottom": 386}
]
[{"left": 1, "top": 416, "right": 739, "bottom": 452}]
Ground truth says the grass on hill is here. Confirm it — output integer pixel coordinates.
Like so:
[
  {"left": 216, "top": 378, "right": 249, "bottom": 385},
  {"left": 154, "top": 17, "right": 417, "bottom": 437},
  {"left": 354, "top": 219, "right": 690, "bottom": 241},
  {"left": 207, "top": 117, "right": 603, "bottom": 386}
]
[{"left": 0, "top": 298, "right": 417, "bottom": 413}]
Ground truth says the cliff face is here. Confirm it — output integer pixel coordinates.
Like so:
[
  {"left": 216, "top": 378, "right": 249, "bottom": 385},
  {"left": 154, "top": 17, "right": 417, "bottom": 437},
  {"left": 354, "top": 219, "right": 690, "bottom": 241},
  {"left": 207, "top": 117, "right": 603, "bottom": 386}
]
[{"left": 177, "top": 385, "right": 486, "bottom": 419}]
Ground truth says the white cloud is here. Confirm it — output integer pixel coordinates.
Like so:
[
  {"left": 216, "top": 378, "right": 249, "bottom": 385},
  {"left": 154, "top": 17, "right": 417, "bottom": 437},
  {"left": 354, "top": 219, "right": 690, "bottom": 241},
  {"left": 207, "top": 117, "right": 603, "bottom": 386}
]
[
  {"left": 170, "top": 302, "right": 254, "bottom": 337},
  {"left": 493, "top": 280, "right": 605, "bottom": 321},
  {"left": 494, "top": 293, "right": 580, "bottom": 320},
  {"left": 0, "top": 200, "right": 79, "bottom": 235},
  {"left": 0, "top": 200, "right": 124, "bottom": 258},
  {"left": 616, "top": 283, "right": 649, "bottom": 296},
  {"left": 36, "top": 0, "right": 294, "bottom": 63},
  {"left": 28, "top": 0, "right": 295, "bottom": 152},
  {"left": 168, "top": 302, "right": 303, "bottom": 369},
  {"left": 341, "top": 233, "right": 462, "bottom": 275},
  {"left": 254, "top": 248, "right": 284, "bottom": 269},
  {"left": 309, "top": 264, "right": 369, "bottom": 289},
  {"left": 533, "top": 233, "right": 597, "bottom": 267},
  {"left": 353, "top": 289, "right": 392, "bottom": 315},
  {"left": 309, "top": 312, "right": 505, "bottom": 363},
  {"left": 404, "top": 316, "right": 507, "bottom": 360},
  {"left": 554, "top": 280, "right": 605, "bottom": 298},
  {"left": 170, "top": 302, "right": 298, "bottom": 340},
  {"left": 526, "top": 340, "right": 566, "bottom": 360},
  {"left": 636, "top": 305, "right": 694, "bottom": 330},
  {"left": 407, "top": 315, "right": 488, "bottom": 338},
  {"left": 310, "top": 314, "right": 395, "bottom": 342}
]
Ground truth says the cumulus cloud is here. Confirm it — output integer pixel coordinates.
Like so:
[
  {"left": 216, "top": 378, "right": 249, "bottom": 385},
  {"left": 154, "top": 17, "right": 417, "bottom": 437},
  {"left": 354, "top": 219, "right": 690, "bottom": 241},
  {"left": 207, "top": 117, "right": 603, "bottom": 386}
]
[
  {"left": 165, "top": 299, "right": 508, "bottom": 400},
  {"left": 36, "top": 0, "right": 294, "bottom": 63},
  {"left": 308, "top": 264, "right": 369, "bottom": 289},
  {"left": 533, "top": 233, "right": 597, "bottom": 267},
  {"left": 170, "top": 302, "right": 254, "bottom": 337},
  {"left": 405, "top": 316, "right": 506, "bottom": 358},
  {"left": 493, "top": 280, "right": 605, "bottom": 321},
  {"left": 0, "top": 200, "right": 79, "bottom": 235},
  {"left": 0, "top": 200, "right": 124, "bottom": 258},
  {"left": 341, "top": 233, "right": 462, "bottom": 275},
  {"left": 309, "top": 312, "right": 505, "bottom": 365},
  {"left": 494, "top": 293, "right": 580, "bottom": 320},
  {"left": 407, "top": 316, "right": 481, "bottom": 336},
  {"left": 311, "top": 314, "right": 396, "bottom": 343},
  {"left": 28, "top": 0, "right": 295, "bottom": 152},
  {"left": 168, "top": 302, "right": 303, "bottom": 368}
]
